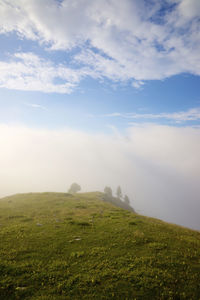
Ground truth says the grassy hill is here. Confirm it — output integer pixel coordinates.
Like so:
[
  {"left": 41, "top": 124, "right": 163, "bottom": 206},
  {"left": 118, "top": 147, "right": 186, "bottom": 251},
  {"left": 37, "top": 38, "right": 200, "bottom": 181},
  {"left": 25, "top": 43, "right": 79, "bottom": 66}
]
[{"left": 0, "top": 192, "right": 199, "bottom": 299}]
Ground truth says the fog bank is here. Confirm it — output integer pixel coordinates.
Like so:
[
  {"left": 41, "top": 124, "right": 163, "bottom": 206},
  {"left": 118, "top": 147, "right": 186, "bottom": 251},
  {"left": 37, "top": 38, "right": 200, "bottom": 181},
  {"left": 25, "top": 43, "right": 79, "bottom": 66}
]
[{"left": 0, "top": 124, "right": 200, "bottom": 230}]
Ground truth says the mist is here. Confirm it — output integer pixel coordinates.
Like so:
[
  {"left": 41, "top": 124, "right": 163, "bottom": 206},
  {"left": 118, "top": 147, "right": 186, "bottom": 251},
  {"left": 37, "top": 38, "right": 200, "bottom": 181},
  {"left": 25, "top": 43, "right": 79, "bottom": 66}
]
[{"left": 0, "top": 123, "right": 200, "bottom": 230}]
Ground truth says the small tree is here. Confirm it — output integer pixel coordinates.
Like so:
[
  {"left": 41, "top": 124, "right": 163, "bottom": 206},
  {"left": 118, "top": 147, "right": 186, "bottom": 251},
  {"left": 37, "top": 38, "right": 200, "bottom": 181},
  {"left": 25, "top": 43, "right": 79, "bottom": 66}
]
[
  {"left": 104, "top": 186, "right": 112, "bottom": 198},
  {"left": 124, "top": 194, "right": 130, "bottom": 205},
  {"left": 68, "top": 182, "right": 81, "bottom": 194},
  {"left": 116, "top": 186, "right": 122, "bottom": 199}
]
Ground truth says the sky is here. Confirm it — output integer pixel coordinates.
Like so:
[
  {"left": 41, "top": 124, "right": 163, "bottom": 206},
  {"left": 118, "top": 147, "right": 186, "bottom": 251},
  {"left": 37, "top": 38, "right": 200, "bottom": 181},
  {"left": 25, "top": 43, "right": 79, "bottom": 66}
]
[{"left": 0, "top": 0, "right": 200, "bottom": 230}]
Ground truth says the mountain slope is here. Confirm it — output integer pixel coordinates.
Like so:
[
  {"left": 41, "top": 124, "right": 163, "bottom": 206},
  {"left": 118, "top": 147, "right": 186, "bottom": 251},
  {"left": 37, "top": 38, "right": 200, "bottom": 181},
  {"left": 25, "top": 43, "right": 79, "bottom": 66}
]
[{"left": 0, "top": 192, "right": 199, "bottom": 299}]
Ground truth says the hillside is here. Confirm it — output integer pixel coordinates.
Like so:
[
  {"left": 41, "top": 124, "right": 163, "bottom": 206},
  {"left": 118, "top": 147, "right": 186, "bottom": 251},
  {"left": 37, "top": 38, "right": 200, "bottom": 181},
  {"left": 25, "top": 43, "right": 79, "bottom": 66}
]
[{"left": 0, "top": 192, "right": 199, "bottom": 299}]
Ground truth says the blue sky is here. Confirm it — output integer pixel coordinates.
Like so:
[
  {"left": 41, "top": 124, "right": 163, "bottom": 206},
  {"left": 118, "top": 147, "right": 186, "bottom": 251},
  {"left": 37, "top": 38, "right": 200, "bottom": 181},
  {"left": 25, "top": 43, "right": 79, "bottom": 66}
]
[
  {"left": 0, "top": 0, "right": 200, "bottom": 229},
  {"left": 0, "top": 0, "right": 200, "bottom": 132},
  {"left": 0, "top": 73, "right": 200, "bottom": 132}
]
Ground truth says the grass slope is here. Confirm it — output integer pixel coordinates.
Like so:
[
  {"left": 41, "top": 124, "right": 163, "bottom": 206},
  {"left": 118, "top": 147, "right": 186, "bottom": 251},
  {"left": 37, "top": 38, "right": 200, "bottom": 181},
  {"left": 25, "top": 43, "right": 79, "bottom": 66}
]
[{"left": 0, "top": 192, "right": 199, "bottom": 299}]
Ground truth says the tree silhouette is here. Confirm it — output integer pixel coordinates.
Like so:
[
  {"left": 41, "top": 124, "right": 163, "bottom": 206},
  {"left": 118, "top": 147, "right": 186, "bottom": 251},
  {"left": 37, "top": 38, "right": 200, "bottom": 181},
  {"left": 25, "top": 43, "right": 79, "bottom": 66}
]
[
  {"left": 116, "top": 186, "right": 122, "bottom": 199},
  {"left": 124, "top": 194, "right": 130, "bottom": 205},
  {"left": 104, "top": 186, "right": 112, "bottom": 197},
  {"left": 68, "top": 182, "right": 81, "bottom": 194}
]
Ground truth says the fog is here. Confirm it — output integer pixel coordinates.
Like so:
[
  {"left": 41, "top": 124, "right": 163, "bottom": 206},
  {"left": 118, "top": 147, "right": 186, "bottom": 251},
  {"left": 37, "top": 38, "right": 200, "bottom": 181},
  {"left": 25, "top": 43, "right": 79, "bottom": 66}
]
[{"left": 0, "top": 124, "right": 200, "bottom": 230}]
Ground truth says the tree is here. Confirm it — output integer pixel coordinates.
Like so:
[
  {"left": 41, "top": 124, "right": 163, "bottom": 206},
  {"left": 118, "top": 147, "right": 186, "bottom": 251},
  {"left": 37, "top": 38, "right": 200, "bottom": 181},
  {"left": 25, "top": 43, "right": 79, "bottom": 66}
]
[
  {"left": 104, "top": 186, "right": 112, "bottom": 197},
  {"left": 124, "top": 194, "right": 130, "bottom": 205},
  {"left": 68, "top": 182, "right": 81, "bottom": 194},
  {"left": 116, "top": 186, "right": 122, "bottom": 199}
]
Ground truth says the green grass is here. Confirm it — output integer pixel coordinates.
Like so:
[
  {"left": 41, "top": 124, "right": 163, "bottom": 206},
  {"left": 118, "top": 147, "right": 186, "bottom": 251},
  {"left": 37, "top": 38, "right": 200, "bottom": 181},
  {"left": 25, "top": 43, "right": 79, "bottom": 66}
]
[{"left": 0, "top": 192, "right": 199, "bottom": 299}]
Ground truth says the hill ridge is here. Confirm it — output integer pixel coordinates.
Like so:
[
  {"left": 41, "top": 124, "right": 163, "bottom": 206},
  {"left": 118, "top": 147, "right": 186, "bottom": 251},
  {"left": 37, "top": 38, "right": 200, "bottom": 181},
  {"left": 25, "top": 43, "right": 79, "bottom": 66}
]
[{"left": 0, "top": 192, "right": 199, "bottom": 299}]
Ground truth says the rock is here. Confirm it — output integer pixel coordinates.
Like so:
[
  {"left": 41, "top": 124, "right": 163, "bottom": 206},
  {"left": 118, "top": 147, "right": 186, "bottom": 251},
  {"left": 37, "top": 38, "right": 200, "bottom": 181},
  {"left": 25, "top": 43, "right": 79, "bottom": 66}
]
[{"left": 36, "top": 223, "right": 43, "bottom": 226}]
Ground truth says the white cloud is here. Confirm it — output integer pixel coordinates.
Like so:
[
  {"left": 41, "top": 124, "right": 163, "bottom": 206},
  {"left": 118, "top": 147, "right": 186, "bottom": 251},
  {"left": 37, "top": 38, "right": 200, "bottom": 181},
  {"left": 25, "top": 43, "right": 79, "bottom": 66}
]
[
  {"left": 0, "top": 52, "right": 91, "bottom": 93},
  {"left": 0, "top": 0, "right": 200, "bottom": 92},
  {"left": 177, "top": 0, "right": 200, "bottom": 20},
  {"left": 24, "top": 103, "right": 47, "bottom": 110},
  {"left": 0, "top": 123, "right": 200, "bottom": 230},
  {"left": 103, "top": 107, "right": 200, "bottom": 123},
  {"left": 163, "top": 108, "right": 200, "bottom": 122},
  {"left": 132, "top": 80, "right": 145, "bottom": 89}
]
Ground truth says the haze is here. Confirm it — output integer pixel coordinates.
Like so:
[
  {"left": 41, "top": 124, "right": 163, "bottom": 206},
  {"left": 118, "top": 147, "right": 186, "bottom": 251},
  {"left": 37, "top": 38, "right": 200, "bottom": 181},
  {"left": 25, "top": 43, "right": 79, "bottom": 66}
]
[{"left": 0, "top": 124, "right": 200, "bottom": 230}]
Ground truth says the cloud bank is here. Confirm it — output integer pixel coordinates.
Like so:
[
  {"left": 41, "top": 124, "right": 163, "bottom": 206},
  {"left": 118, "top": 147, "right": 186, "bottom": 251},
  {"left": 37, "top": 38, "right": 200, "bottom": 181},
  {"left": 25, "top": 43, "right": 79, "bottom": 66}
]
[
  {"left": 0, "top": 123, "right": 200, "bottom": 230},
  {"left": 0, "top": 0, "right": 200, "bottom": 92}
]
